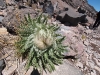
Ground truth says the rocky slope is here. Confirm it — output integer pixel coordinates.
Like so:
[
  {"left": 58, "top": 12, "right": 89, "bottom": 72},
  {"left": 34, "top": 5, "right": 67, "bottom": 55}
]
[
  {"left": 62, "top": 0, "right": 97, "bottom": 18},
  {"left": 0, "top": 0, "right": 100, "bottom": 75}
]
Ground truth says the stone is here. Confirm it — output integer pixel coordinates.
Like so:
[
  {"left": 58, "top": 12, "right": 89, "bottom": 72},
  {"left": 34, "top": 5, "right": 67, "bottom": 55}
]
[
  {"left": 0, "top": 10, "right": 7, "bottom": 16},
  {"left": 0, "top": 59, "right": 6, "bottom": 75},
  {"left": 2, "top": 8, "right": 38, "bottom": 34},
  {"left": 53, "top": 1, "right": 58, "bottom": 12},
  {"left": 43, "top": 1, "right": 54, "bottom": 16},
  {"left": 88, "top": 60, "right": 95, "bottom": 68},
  {"left": 85, "top": 29, "right": 93, "bottom": 34},
  {"left": 76, "top": 62, "right": 83, "bottom": 69},
  {"left": 94, "top": 53, "right": 100, "bottom": 59},
  {"left": 6, "top": 6, "right": 15, "bottom": 13},
  {"left": 0, "top": 0, "right": 6, "bottom": 9},
  {"left": 0, "top": 12, "right": 3, "bottom": 16},
  {"left": 83, "top": 40, "right": 89, "bottom": 46},
  {"left": 0, "top": 27, "right": 8, "bottom": 35},
  {"left": 0, "top": 33, "right": 18, "bottom": 75},
  {"left": 90, "top": 70, "right": 96, "bottom": 75},
  {"left": 94, "top": 66, "right": 100, "bottom": 72},
  {"left": 43, "top": 60, "right": 84, "bottom": 75},
  {"left": 5, "top": 0, "right": 15, "bottom": 5},
  {"left": 93, "top": 58, "right": 100, "bottom": 67},
  {"left": 56, "top": 8, "right": 86, "bottom": 26},
  {"left": 2, "top": 62, "right": 17, "bottom": 75},
  {"left": 0, "top": 16, "right": 4, "bottom": 23},
  {"left": 77, "top": 7, "right": 86, "bottom": 14},
  {"left": 61, "top": 26, "right": 84, "bottom": 57},
  {"left": 0, "top": 23, "right": 2, "bottom": 27}
]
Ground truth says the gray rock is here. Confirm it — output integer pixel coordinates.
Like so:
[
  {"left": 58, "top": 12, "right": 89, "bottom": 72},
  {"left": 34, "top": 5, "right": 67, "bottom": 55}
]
[
  {"left": 94, "top": 53, "right": 100, "bottom": 59},
  {"left": 60, "top": 25, "right": 70, "bottom": 30},
  {"left": 43, "top": 60, "right": 84, "bottom": 75},
  {"left": 53, "top": 1, "right": 59, "bottom": 12},
  {"left": 0, "top": 16, "right": 4, "bottom": 23},
  {"left": 43, "top": 1, "right": 54, "bottom": 16},
  {"left": 56, "top": 8, "right": 86, "bottom": 26},
  {"left": 88, "top": 60, "right": 95, "bottom": 68},
  {"left": 0, "top": 0, "right": 6, "bottom": 9},
  {"left": 0, "top": 59, "right": 6, "bottom": 75}
]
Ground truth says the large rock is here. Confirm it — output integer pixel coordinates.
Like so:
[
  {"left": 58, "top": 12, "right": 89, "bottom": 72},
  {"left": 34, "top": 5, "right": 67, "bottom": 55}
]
[
  {"left": 59, "top": 25, "right": 84, "bottom": 57},
  {"left": 56, "top": 8, "right": 86, "bottom": 26},
  {"left": 2, "top": 8, "right": 38, "bottom": 35},
  {"left": 0, "top": 59, "right": 6, "bottom": 75}
]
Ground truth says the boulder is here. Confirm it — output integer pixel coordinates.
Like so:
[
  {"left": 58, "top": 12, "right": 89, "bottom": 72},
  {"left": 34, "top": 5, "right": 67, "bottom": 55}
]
[
  {"left": 0, "top": 59, "right": 6, "bottom": 75},
  {"left": 2, "top": 8, "right": 38, "bottom": 35},
  {"left": 59, "top": 25, "right": 84, "bottom": 58},
  {"left": 56, "top": 8, "right": 86, "bottom": 26}
]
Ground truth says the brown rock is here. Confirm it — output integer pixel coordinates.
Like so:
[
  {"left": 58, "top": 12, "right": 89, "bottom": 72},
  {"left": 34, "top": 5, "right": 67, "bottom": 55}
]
[{"left": 2, "top": 8, "right": 38, "bottom": 34}]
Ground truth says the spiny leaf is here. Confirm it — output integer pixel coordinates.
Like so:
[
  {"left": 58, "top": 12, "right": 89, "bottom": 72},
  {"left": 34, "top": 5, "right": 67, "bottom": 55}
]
[{"left": 16, "top": 13, "right": 67, "bottom": 73}]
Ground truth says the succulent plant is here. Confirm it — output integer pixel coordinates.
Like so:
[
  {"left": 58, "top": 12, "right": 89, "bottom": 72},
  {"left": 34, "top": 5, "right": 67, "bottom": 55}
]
[{"left": 16, "top": 14, "right": 67, "bottom": 73}]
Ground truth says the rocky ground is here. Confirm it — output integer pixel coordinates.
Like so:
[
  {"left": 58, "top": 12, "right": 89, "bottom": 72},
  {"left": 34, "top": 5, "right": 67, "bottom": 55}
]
[{"left": 0, "top": 0, "right": 100, "bottom": 75}]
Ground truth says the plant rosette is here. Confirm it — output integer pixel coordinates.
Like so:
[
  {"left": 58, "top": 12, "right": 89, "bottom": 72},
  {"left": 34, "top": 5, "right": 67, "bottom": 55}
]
[{"left": 16, "top": 14, "right": 67, "bottom": 73}]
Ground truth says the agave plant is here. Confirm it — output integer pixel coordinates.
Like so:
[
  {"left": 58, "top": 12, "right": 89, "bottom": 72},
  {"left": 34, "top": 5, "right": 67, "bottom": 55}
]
[{"left": 16, "top": 14, "right": 67, "bottom": 74}]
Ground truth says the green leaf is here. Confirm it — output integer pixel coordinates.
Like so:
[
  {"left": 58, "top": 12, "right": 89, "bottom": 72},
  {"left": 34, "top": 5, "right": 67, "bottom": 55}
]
[
  {"left": 44, "top": 53, "right": 55, "bottom": 72},
  {"left": 32, "top": 57, "right": 39, "bottom": 69},
  {"left": 25, "top": 34, "right": 34, "bottom": 49},
  {"left": 28, "top": 13, "right": 32, "bottom": 22},
  {"left": 37, "top": 13, "right": 42, "bottom": 23}
]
